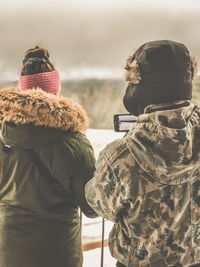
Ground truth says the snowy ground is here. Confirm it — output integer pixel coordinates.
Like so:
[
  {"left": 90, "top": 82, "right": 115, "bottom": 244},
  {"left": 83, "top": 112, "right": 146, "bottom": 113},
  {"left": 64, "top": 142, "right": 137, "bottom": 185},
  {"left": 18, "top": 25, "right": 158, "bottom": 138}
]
[
  {"left": 83, "top": 246, "right": 116, "bottom": 267},
  {"left": 86, "top": 128, "right": 124, "bottom": 158},
  {"left": 82, "top": 129, "right": 124, "bottom": 267},
  {"left": 82, "top": 216, "right": 116, "bottom": 267}
]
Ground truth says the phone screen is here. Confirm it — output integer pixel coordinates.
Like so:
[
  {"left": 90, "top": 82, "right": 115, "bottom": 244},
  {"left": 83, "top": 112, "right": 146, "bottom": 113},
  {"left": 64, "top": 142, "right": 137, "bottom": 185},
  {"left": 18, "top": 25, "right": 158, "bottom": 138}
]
[{"left": 114, "top": 114, "right": 137, "bottom": 132}]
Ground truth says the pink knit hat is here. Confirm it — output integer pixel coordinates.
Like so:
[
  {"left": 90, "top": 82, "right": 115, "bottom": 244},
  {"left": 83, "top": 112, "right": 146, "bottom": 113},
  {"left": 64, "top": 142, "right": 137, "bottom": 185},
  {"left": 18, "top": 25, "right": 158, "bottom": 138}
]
[{"left": 19, "top": 69, "right": 61, "bottom": 95}]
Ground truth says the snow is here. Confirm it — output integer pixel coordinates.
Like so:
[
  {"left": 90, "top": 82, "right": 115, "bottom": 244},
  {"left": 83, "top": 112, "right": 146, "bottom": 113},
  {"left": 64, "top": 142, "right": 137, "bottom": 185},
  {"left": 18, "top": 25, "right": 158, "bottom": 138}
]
[
  {"left": 83, "top": 247, "right": 116, "bottom": 267},
  {"left": 86, "top": 129, "right": 124, "bottom": 158}
]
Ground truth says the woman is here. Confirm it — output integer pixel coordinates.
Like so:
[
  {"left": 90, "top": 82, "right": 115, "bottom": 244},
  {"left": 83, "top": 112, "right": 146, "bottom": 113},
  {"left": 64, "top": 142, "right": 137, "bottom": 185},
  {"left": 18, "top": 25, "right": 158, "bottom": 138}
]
[{"left": 0, "top": 46, "right": 97, "bottom": 267}]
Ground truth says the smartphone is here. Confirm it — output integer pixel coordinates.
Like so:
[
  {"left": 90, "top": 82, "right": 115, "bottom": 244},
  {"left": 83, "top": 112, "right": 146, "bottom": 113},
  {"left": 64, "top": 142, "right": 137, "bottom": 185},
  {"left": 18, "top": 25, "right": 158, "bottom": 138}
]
[{"left": 114, "top": 114, "right": 137, "bottom": 132}]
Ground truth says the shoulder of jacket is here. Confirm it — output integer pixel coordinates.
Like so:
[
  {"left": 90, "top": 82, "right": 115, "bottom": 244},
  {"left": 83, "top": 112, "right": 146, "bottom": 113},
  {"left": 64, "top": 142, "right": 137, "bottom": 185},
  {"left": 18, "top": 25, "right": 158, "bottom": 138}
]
[
  {"left": 63, "top": 131, "right": 94, "bottom": 161},
  {"left": 63, "top": 131, "right": 90, "bottom": 147},
  {"left": 101, "top": 138, "right": 129, "bottom": 165}
]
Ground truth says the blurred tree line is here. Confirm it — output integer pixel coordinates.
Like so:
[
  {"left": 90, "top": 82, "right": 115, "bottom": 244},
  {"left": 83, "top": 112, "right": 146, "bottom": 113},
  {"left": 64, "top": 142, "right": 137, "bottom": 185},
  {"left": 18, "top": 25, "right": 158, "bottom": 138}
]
[
  {"left": 0, "top": 77, "right": 200, "bottom": 129},
  {"left": 192, "top": 76, "right": 200, "bottom": 105},
  {"left": 62, "top": 81, "right": 126, "bottom": 129},
  {"left": 61, "top": 77, "right": 200, "bottom": 129}
]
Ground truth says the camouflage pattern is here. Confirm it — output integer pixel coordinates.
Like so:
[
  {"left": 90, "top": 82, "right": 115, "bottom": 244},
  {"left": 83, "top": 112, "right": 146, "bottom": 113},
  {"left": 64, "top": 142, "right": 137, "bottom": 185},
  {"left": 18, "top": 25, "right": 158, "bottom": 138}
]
[{"left": 85, "top": 103, "right": 200, "bottom": 267}]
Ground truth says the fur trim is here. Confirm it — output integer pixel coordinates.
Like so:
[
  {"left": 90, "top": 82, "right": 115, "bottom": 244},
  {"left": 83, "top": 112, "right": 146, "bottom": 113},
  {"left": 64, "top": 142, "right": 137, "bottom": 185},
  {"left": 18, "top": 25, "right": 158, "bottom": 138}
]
[
  {"left": 0, "top": 88, "right": 88, "bottom": 132},
  {"left": 125, "top": 55, "right": 141, "bottom": 84},
  {"left": 191, "top": 56, "right": 198, "bottom": 80}
]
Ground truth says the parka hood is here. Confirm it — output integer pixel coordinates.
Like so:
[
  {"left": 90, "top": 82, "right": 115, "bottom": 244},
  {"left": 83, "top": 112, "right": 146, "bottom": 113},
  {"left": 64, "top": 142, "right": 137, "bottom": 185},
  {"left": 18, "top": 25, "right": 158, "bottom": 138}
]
[
  {"left": 0, "top": 88, "right": 88, "bottom": 147},
  {"left": 126, "top": 103, "right": 200, "bottom": 185}
]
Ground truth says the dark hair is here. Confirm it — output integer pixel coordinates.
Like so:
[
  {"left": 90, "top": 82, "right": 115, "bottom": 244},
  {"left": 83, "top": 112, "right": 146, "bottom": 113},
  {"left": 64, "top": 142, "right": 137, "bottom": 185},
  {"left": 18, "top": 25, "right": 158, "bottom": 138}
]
[{"left": 21, "top": 46, "right": 55, "bottom": 76}]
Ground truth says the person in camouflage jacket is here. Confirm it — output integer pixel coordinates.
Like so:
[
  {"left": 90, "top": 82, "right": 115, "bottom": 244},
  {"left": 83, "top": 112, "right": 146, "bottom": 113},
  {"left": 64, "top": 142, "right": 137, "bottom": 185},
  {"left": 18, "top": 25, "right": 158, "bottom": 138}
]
[{"left": 85, "top": 40, "right": 200, "bottom": 267}]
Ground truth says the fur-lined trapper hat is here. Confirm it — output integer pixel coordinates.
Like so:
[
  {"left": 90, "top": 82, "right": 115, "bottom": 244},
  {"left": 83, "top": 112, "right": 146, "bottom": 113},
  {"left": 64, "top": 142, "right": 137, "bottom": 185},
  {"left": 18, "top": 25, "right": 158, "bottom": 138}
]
[
  {"left": 123, "top": 40, "right": 198, "bottom": 116},
  {"left": 0, "top": 88, "right": 88, "bottom": 132}
]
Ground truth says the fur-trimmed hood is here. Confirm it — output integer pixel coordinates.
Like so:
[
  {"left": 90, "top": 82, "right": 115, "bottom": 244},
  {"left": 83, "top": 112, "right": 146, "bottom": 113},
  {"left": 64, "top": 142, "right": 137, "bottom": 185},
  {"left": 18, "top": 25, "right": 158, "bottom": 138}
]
[{"left": 0, "top": 88, "right": 88, "bottom": 132}]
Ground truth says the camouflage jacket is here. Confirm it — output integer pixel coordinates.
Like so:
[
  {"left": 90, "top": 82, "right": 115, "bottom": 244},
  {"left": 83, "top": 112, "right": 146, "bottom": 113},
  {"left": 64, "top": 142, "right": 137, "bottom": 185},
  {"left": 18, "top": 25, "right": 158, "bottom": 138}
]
[{"left": 85, "top": 103, "right": 200, "bottom": 267}]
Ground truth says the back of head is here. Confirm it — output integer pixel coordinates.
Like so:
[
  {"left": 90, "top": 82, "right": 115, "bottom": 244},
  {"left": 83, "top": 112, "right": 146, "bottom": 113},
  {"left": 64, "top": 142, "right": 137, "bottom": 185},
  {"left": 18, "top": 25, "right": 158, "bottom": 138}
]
[
  {"left": 123, "top": 40, "right": 197, "bottom": 116},
  {"left": 21, "top": 46, "right": 55, "bottom": 76},
  {"left": 19, "top": 46, "right": 61, "bottom": 95}
]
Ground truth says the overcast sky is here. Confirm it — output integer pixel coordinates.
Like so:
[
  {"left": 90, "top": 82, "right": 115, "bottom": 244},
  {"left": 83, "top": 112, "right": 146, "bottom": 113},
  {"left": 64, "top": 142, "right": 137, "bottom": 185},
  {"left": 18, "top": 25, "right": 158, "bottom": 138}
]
[
  {"left": 2, "top": 0, "right": 200, "bottom": 9},
  {"left": 0, "top": 0, "right": 200, "bottom": 80}
]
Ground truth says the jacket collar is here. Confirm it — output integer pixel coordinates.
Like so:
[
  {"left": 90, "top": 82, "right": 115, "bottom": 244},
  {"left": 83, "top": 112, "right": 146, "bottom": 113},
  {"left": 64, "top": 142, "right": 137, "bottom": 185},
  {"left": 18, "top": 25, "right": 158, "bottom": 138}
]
[
  {"left": 0, "top": 88, "right": 88, "bottom": 132},
  {"left": 144, "top": 100, "right": 191, "bottom": 114},
  {"left": 137, "top": 101, "right": 196, "bottom": 129}
]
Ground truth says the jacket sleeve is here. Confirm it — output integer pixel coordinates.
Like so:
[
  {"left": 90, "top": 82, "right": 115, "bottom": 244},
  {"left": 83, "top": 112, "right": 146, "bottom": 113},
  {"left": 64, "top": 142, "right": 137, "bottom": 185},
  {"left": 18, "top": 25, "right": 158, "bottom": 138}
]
[
  {"left": 85, "top": 146, "right": 130, "bottom": 222},
  {"left": 69, "top": 132, "right": 98, "bottom": 218}
]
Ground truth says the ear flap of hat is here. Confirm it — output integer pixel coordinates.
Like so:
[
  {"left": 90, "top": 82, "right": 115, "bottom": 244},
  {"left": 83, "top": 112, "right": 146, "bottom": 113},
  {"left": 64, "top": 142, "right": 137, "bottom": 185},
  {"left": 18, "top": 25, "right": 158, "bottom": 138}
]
[{"left": 125, "top": 55, "right": 141, "bottom": 84}]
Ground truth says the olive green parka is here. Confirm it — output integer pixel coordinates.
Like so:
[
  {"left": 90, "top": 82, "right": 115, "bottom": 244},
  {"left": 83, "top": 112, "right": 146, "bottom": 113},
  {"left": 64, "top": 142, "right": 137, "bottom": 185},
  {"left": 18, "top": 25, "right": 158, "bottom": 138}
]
[{"left": 0, "top": 88, "right": 97, "bottom": 267}]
